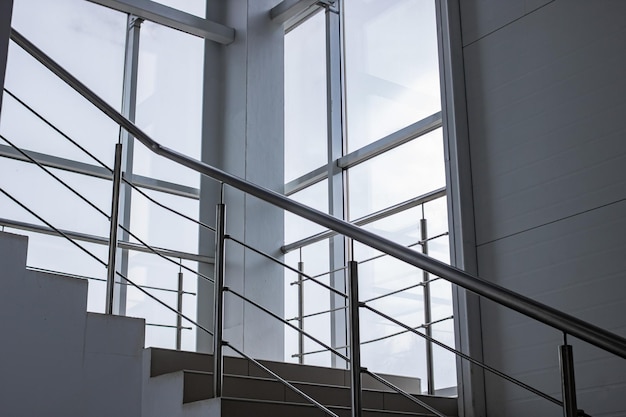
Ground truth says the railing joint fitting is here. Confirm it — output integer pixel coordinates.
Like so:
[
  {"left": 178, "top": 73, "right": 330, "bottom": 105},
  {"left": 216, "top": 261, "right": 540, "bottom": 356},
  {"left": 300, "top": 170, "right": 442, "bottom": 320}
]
[{"left": 222, "top": 286, "right": 230, "bottom": 292}]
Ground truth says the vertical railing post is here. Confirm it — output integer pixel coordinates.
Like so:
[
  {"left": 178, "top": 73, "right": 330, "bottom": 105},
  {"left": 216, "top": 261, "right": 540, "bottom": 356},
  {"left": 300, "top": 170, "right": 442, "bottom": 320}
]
[
  {"left": 421, "top": 216, "right": 435, "bottom": 394},
  {"left": 348, "top": 260, "right": 363, "bottom": 417},
  {"left": 559, "top": 335, "right": 580, "bottom": 417},
  {"left": 176, "top": 266, "right": 183, "bottom": 351},
  {"left": 298, "top": 260, "right": 305, "bottom": 365},
  {"left": 213, "top": 202, "right": 226, "bottom": 398},
  {"left": 105, "top": 143, "right": 123, "bottom": 315}
]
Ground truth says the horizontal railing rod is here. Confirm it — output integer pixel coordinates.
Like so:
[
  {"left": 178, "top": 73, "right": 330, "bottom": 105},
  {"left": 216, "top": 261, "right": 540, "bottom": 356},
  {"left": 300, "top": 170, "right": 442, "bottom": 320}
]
[
  {"left": 1, "top": 134, "right": 110, "bottom": 219},
  {"left": 0, "top": 216, "right": 213, "bottom": 264},
  {"left": 117, "top": 269, "right": 213, "bottom": 336},
  {"left": 225, "top": 288, "right": 350, "bottom": 362},
  {"left": 12, "top": 27, "right": 626, "bottom": 360},
  {"left": 288, "top": 305, "right": 348, "bottom": 322},
  {"left": 0, "top": 187, "right": 107, "bottom": 267},
  {"left": 121, "top": 176, "right": 216, "bottom": 232},
  {"left": 3, "top": 88, "right": 113, "bottom": 172},
  {"left": 146, "top": 323, "right": 192, "bottom": 330},
  {"left": 226, "top": 235, "right": 347, "bottom": 298},
  {"left": 291, "top": 265, "right": 347, "bottom": 284},
  {"left": 357, "top": 232, "right": 449, "bottom": 266},
  {"left": 118, "top": 224, "right": 214, "bottom": 284},
  {"left": 362, "top": 369, "right": 447, "bottom": 417},
  {"left": 292, "top": 315, "right": 454, "bottom": 358},
  {"left": 363, "top": 277, "right": 441, "bottom": 304},
  {"left": 364, "top": 304, "right": 562, "bottom": 407},
  {"left": 26, "top": 266, "right": 196, "bottom": 295},
  {"left": 282, "top": 187, "right": 447, "bottom": 253},
  {"left": 225, "top": 342, "right": 339, "bottom": 417}
]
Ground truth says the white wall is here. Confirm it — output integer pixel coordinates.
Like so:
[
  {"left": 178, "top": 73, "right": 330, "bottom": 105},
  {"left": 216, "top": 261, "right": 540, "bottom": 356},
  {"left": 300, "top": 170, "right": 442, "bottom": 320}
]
[
  {"left": 0, "top": 232, "right": 145, "bottom": 417},
  {"left": 459, "top": 0, "right": 626, "bottom": 415}
]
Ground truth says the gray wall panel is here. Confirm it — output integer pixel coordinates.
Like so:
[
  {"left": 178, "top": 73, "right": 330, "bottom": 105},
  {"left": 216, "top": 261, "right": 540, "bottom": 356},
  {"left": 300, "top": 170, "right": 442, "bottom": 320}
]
[
  {"left": 460, "top": 2, "right": 626, "bottom": 414},
  {"left": 464, "top": 0, "right": 626, "bottom": 245},
  {"left": 460, "top": 0, "right": 553, "bottom": 46}
]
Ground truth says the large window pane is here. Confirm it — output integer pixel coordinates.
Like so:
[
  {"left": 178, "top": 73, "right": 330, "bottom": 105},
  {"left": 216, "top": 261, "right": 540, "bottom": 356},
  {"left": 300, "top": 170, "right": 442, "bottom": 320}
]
[
  {"left": 150, "top": 0, "right": 206, "bottom": 18},
  {"left": 344, "top": 0, "right": 441, "bottom": 151},
  {"left": 284, "top": 11, "right": 328, "bottom": 182},
  {"left": 135, "top": 21, "right": 204, "bottom": 188},
  {"left": 284, "top": 179, "right": 329, "bottom": 243},
  {"left": 348, "top": 129, "right": 445, "bottom": 220}
]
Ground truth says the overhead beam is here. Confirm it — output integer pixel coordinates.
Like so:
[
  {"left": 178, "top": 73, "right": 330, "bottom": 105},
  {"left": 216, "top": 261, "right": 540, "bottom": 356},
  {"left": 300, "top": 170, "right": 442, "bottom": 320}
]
[
  {"left": 0, "top": 144, "right": 200, "bottom": 199},
  {"left": 86, "top": 0, "right": 235, "bottom": 44},
  {"left": 270, "top": 0, "right": 333, "bottom": 26}
]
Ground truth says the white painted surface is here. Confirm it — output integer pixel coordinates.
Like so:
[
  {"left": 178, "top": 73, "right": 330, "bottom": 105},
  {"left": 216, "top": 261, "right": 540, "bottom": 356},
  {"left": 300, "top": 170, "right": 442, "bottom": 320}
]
[
  {"left": 0, "top": 232, "right": 145, "bottom": 417},
  {"left": 460, "top": 0, "right": 626, "bottom": 415}
]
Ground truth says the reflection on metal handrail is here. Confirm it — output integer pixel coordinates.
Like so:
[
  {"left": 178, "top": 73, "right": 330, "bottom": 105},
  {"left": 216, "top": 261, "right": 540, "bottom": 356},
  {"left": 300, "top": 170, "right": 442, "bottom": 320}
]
[{"left": 12, "top": 25, "right": 625, "bottom": 359}]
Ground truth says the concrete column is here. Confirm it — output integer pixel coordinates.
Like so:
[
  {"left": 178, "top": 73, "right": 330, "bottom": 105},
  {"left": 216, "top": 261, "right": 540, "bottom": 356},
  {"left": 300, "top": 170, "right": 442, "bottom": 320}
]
[{"left": 198, "top": 0, "right": 285, "bottom": 361}]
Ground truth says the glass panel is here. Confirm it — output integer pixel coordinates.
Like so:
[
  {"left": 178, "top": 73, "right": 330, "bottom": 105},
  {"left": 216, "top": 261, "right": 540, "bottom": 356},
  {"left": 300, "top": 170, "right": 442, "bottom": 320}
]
[
  {"left": 284, "top": 11, "right": 328, "bottom": 182},
  {"left": 4, "top": 0, "right": 126, "bottom": 167},
  {"left": 344, "top": 0, "right": 441, "bottom": 151},
  {"left": 129, "top": 188, "right": 199, "bottom": 254},
  {"left": 135, "top": 21, "right": 204, "bottom": 188},
  {"left": 150, "top": 0, "right": 206, "bottom": 18},
  {"left": 0, "top": 159, "right": 111, "bottom": 237},
  {"left": 431, "top": 318, "right": 457, "bottom": 393},
  {"left": 348, "top": 129, "right": 445, "bottom": 220},
  {"left": 10, "top": 0, "right": 126, "bottom": 109},
  {"left": 284, "top": 179, "right": 329, "bottom": 243},
  {"left": 126, "top": 252, "right": 199, "bottom": 349}
]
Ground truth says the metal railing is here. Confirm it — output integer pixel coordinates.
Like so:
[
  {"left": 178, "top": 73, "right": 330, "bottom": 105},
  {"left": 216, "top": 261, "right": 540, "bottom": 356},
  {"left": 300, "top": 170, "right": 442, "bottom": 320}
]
[{"left": 6, "top": 26, "right": 626, "bottom": 417}]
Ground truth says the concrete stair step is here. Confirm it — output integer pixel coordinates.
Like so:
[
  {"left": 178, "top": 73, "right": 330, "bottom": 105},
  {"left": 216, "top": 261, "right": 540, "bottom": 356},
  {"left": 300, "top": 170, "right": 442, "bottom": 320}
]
[
  {"left": 147, "top": 348, "right": 457, "bottom": 417},
  {"left": 191, "top": 397, "right": 454, "bottom": 417}
]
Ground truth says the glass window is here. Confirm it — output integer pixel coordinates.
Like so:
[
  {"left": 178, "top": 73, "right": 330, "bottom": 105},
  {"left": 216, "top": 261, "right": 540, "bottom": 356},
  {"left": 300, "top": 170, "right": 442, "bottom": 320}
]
[
  {"left": 150, "top": 0, "right": 206, "bottom": 18},
  {"left": 285, "top": 179, "right": 329, "bottom": 243},
  {"left": 284, "top": 11, "right": 328, "bottom": 182},
  {"left": 348, "top": 129, "right": 445, "bottom": 220},
  {"left": 344, "top": 0, "right": 441, "bottom": 151},
  {"left": 134, "top": 21, "right": 204, "bottom": 188}
]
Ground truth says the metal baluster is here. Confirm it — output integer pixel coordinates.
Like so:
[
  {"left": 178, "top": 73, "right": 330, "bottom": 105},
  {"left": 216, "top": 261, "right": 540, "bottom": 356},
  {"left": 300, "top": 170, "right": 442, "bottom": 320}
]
[
  {"left": 176, "top": 260, "right": 183, "bottom": 351},
  {"left": 298, "top": 259, "right": 305, "bottom": 365},
  {"left": 213, "top": 198, "right": 226, "bottom": 397},
  {"left": 560, "top": 334, "right": 580, "bottom": 417},
  {"left": 348, "top": 260, "right": 362, "bottom": 417},
  {"left": 420, "top": 208, "right": 435, "bottom": 395},
  {"left": 105, "top": 143, "right": 123, "bottom": 315}
]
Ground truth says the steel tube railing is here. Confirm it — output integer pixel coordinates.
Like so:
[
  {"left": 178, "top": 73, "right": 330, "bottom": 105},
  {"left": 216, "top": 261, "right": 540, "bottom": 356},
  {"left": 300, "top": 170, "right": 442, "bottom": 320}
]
[{"left": 11, "top": 25, "right": 626, "bottom": 361}]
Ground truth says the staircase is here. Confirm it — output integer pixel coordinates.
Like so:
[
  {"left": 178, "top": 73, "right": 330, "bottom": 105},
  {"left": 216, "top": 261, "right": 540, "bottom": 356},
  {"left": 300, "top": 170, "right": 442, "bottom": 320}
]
[
  {"left": 142, "top": 348, "right": 457, "bottom": 417},
  {"left": 0, "top": 230, "right": 145, "bottom": 417},
  {"left": 0, "top": 230, "right": 456, "bottom": 417}
]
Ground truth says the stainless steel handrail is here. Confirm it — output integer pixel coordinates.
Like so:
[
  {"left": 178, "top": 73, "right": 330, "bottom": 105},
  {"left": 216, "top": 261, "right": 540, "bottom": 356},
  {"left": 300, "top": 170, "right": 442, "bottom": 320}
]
[{"left": 11, "top": 27, "right": 626, "bottom": 360}]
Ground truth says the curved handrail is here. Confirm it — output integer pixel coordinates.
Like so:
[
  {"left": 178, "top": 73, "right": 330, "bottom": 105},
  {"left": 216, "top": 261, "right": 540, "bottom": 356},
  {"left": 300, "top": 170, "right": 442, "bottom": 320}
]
[{"left": 10, "top": 27, "right": 626, "bottom": 360}]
